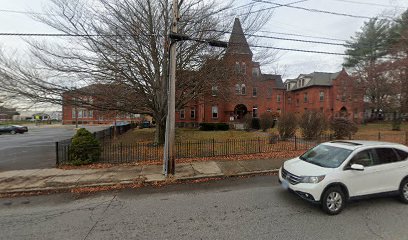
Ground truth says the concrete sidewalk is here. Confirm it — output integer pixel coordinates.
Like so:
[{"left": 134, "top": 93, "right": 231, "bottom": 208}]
[{"left": 0, "top": 159, "right": 286, "bottom": 195}]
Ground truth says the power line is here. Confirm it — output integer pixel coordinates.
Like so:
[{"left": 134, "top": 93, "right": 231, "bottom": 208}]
[
  {"left": 258, "top": 30, "right": 347, "bottom": 42},
  {"left": 328, "top": 0, "right": 407, "bottom": 9},
  {"left": 0, "top": 33, "right": 158, "bottom": 37},
  {"left": 248, "top": 44, "right": 346, "bottom": 55},
  {"left": 203, "top": 29, "right": 349, "bottom": 46},
  {"left": 238, "top": 0, "right": 308, "bottom": 16},
  {"left": 231, "top": 2, "right": 258, "bottom": 11},
  {"left": 252, "top": 0, "right": 393, "bottom": 20},
  {"left": 0, "top": 8, "right": 55, "bottom": 16}
]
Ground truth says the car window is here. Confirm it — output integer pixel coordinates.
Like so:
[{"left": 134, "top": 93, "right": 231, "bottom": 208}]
[
  {"left": 394, "top": 149, "right": 408, "bottom": 161},
  {"left": 374, "top": 148, "right": 399, "bottom": 165},
  {"left": 300, "top": 144, "right": 352, "bottom": 168},
  {"left": 350, "top": 149, "right": 375, "bottom": 167}
]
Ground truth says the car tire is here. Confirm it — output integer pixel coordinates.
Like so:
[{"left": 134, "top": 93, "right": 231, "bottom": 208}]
[
  {"left": 321, "top": 187, "right": 346, "bottom": 215},
  {"left": 10, "top": 130, "right": 16, "bottom": 134},
  {"left": 399, "top": 178, "right": 408, "bottom": 204}
]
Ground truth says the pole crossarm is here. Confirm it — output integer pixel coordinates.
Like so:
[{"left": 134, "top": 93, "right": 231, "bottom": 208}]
[{"left": 168, "top": 32, "right": 228, "bottom": 48}]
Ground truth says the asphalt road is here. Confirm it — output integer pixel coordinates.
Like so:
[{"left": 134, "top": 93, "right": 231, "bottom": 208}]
[
  {"left": 0, "top": 125, "right": 108, "bottom": 171},
  {"left": 1, "top": 175, "right": 407, "bottom": 240}
]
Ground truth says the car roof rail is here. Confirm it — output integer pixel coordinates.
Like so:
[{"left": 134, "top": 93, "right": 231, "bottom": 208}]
[{"left": 329, "top": 140, "right": 362, "bottom": 146}]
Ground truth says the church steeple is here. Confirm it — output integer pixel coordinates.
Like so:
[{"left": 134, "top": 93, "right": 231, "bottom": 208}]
[{"left": 226, "top": 18, "right": 253, "bottom": 57}]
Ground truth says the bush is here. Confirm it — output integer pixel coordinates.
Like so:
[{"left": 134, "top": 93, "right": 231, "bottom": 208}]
[
  {"left": 278, "top": 112, "right": 298, "bottom": 139},
  {"left": 251, "top": 118, "right": 260, "bottom": 130},
  {"left": 199, "top": 123, "right": 215, "bottom": 131},
  {"left": 330, "top": 118, "right": 358, "bottom": 139},
  {"left": 199, "top": 123, "right": 229, "bottom": 131},
  {"left": 299, "top": 110, "right": 327, "bottom": 140},
  {"left": 243, "top": 114, "right": 253, "bottom": 131},
  {"left": 260, "top": 112, "right": 274, "bottom": 132},
  {"left": 216, "top": 123, "right": 230, "bottom": 131},
  {"left": 69, "top": 128, "right": 101, "bottom": 165},
  {"left": 392, "top": 112, "right": 402, "bottom": 131}
]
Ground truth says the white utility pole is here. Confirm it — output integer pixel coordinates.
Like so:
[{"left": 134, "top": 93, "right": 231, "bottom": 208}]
[{"left": 164, "top": 0, "right": 179, "bottom": 176}]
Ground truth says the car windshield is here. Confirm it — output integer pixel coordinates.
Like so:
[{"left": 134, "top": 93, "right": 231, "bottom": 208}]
[{"left": 300, "top": 144, "right": 352, "bottom": 168}]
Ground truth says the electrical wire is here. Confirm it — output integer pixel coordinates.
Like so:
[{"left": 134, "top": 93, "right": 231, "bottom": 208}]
[
  {"left": 258, "top": 30, "right": 348, "bottom": 42},
  {"left": 328, "top": 0, "right": 407, "bottom": 9},
  {"left": 251, "top": 0, "right": 396, "bottom": 20},
  {"left": 238, "top": 0, "right": 308, "bottom": 17},
  {"left": 203, "top": 29, "right": 349, "bottom": 46}
]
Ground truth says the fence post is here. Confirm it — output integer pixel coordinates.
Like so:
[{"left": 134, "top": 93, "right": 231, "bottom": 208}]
[
  {"left": 258, "top": 137, "right": 261, "bottom": 153},
  {"left": 55, "top": 142, "right": 59, "bottom": 166},
  {"left": 294, "top": 136, "right": 297, "bottom": 150},
  {"left": 378, "top": 132, "right": 381, "bottom": 141},
  {"left": 120, "top": 142, "right": 123, "bottom": 162},
  {"left": 212, "top": 138, "right": 215, "bottom": 157},
  {"left": 405, "top": 131, "right": 408, "bottom": 146}
]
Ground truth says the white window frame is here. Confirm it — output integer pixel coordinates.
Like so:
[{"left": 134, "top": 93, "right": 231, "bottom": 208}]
[
  {"left": 212, "top": 106, "right": 218, "bottom": 119},
  {"left": 252, "top": 87, "right": 257, "bottom": 97},
  {"left": 252, "top": 106, "right": 258, "bottom": 118},
  {"left": 190, "top": 107, "right": 196, "bottom": 119},
  {"left": 180, "top": 109, "right": 185, "bottom": 119}
]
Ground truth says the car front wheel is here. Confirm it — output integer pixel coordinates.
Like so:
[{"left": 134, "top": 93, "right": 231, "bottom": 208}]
[
  {"left": 321, "top": 187, "right": 345, "bottom": 215},
  {"left": 399, "top": 179, "right": 408, "bottom": 203},
  {"left": 10, "top": 130, "right": 16, "bottom": 134}
]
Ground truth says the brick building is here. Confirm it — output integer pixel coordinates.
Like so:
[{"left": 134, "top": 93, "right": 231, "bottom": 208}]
[
  {"left": 176, "top": 18, "right": 364, "bottom": 126},
  {"left": 176, "top": 18, "right": 286, "bottom": 128},
  {"left": 284, "top": 70, "right": 364, "bottom": 122},
  {"left": 61, "top": 18, "right": 364, "bottom": 126},
  {"left": 62, "top": 85, "right": 144, "bottom": 125}
]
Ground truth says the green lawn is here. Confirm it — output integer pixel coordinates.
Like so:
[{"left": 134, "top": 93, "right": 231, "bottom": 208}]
[
  {"left": 114, "top": 122, "right": 408, "bottom": 145},
  {"left": 114, "top": 128, "right": 278, "bottom": 144}
]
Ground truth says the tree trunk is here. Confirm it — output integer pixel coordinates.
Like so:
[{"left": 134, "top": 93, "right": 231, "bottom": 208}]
[{"left": 154, "top": 118, "right": 166, "bottom": 145}]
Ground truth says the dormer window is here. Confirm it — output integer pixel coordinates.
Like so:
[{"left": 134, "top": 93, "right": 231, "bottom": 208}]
[{"left": 252, "top": 67, "right": 260, "bottom": 77}]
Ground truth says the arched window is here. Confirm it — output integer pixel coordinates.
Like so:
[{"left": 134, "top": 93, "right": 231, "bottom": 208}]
[
  {"left": 241, "top": 84, "right": 246, "bottom": 95},
  {"left": 235, "top": 84, "right": 241, "bottom": 94}
]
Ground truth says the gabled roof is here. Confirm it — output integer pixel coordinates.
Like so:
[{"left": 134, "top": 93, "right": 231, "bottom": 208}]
[
  {"left": 261, "top": 74, "right": 285, "bottom": 89},
  {"left": 286, "top": 71, "right": 342, "bottom": 91},
  {"left": 226, "top": 18, "right": 253, "bottom": 56}
]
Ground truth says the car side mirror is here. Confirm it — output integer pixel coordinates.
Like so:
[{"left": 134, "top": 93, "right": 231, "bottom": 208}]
[{"left": 350, "top": 164, "right": 364, "bottom": 171}]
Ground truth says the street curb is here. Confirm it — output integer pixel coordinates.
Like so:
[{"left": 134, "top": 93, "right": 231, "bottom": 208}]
[{"left": 0, "top": 169, "right": 279, "bottom": 197}]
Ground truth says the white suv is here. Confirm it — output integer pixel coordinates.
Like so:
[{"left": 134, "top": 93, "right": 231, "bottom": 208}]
[{"left": 279, "top": 140, "right": 408, "bottom": 215}]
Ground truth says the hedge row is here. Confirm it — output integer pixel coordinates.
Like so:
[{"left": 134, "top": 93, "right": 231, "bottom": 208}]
[{"left": 199, "top": 123, "right": 230, "bottom": 131}]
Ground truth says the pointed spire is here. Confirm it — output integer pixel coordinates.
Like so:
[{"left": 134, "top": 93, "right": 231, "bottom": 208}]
[{"left": 226, "top": 18, "right": 253, "bottom": 56}]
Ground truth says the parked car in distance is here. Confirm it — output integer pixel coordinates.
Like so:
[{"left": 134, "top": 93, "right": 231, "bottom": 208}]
[
  {"left": 0, "top": 125, "right": 29, "bottom": 134},
  {"left": 279, "top": 140, "right": 408, "bottom": 215}
]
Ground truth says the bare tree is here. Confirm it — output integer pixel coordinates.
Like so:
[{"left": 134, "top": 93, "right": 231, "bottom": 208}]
[{"left": 0, "top": 0, "right": 273, "bottom": 143}]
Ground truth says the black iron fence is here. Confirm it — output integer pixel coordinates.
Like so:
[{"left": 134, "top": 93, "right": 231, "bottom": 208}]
[
  {"left": 56, "top": 124, "right": 135, "bottom": 165},
  {"left": 56, "top": 131, "right": 408, "bottom": 166},
  {"left": 56, "top": 135, "right": 331, "bottom": 165}
]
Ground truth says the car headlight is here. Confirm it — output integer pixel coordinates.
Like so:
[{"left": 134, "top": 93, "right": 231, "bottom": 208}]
[{"left": 300, "top": 175, "right": 325, "bottom": 184}]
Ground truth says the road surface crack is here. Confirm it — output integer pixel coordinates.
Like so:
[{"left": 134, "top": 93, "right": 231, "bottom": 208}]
[{"left": 82, "top": 195, "right": 117, "bottom": 240}]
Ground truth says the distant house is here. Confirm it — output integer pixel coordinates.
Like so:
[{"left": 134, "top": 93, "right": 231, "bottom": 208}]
[
  {"left": 0, "top": 106, "right": 19, "bottom": 121},
  {"left": 61, "top": 84, "right": 144, "bottom": 125}
]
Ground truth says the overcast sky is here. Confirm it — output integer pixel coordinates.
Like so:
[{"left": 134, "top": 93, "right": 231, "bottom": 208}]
[{"left": 0, "top": 0, "right": 408, "bottom": 111}]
